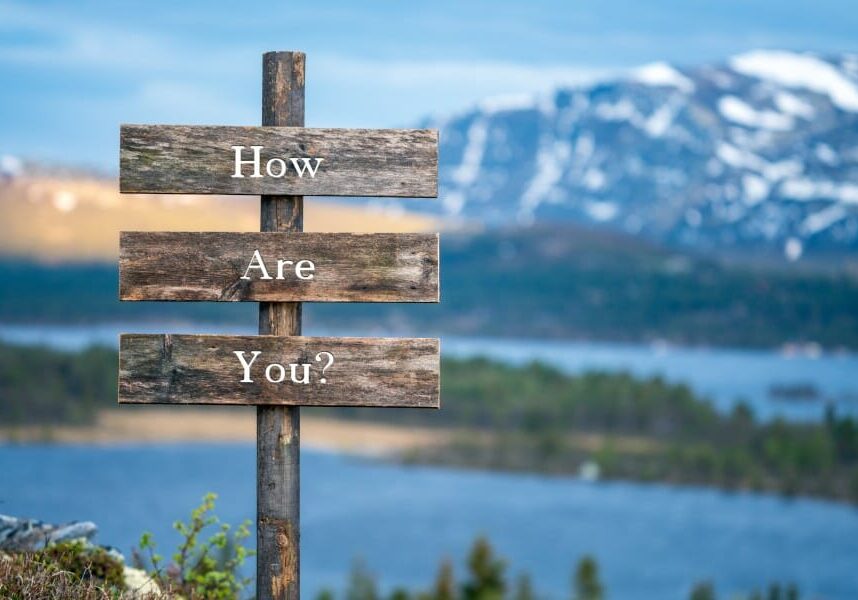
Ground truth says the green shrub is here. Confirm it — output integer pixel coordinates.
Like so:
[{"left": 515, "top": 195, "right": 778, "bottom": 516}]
[{"left": 135, "top": 492, "right": 254, "bottom": 600}]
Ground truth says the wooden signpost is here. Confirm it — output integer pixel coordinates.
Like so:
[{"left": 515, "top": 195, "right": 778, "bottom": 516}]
[
  {"left": 119, "top": 334, "right": 439, "bottom": 407},
  {"left": 118, "top": 51, "right": 440, "bottom": 600},
  {"left": 120, "top": 125, "right": 437, "bottom": 196},
  {"left": 120, "top": 232, "right": 439, "bottom": 302}
]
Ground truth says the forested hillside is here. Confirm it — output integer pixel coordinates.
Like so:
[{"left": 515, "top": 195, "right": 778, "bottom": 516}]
[{"left": 4, "top": 225, "right": 857, "bottom": 349}]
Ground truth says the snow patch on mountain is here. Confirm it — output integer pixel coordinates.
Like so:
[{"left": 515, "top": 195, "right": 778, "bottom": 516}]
[
  {"left": 520, "top": 139, "right": 571, "bottom": 219},
  {"left": 801, "top": 205, "right": 848, "bottom": 235},
  {"left": 781, "top": 179, "right": 858, "bottom": 204},
  {"left": 632, "top": 62, "right": 695, "bottom": 93},
  {"left": 585, "top": 200, "right": 618, "bottom": 222},
  {"left": 643, "top": 98, "right": 683, "bottom": 137},
  {"left": 479, "top": 93, "right": 537, "bottom": 114},
  {"left": 730, "top": 50, "right": 858, "bottom": 112},
  {"left": 774, "top": 91, "right": 815, "bottom": 119},
  {"left": 718, "top": 96, "right": 794, "bottom": 130},
  {"left": 595, "top": 98, "right": 638, "bottom": 122},
  {"left": 815, "top": 143, "right": 839, "bottom": 166},
  {"left": 742, "top": 174, "right": 770, "bottom": 205}
]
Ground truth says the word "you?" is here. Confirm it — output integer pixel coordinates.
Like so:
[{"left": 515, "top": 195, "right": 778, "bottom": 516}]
[{"left": 234, "top": 350, "right": 335, "bottom": 384}]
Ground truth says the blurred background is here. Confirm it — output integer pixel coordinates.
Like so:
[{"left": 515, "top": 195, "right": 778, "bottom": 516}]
[{"left": 2, "top": 1, "right": 858, "bottom": 599}]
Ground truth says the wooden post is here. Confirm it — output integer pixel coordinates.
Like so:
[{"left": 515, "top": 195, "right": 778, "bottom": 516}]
[{"left": 258, "top": 51, "right": 304, "bottom": 600}]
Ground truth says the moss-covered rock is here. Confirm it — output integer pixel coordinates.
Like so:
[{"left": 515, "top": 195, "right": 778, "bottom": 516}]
[{"left": 33, "top": 540, "right": 126, "bottom": 589}]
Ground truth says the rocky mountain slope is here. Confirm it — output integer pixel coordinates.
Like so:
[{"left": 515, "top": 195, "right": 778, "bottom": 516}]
[{"left": 424, "top": 50, "right": 858, "bottom": 259}]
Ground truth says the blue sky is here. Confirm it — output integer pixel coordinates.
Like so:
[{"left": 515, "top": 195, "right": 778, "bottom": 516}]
[{"left": 2, "top": 0, "right": 857, "bottom": 170}]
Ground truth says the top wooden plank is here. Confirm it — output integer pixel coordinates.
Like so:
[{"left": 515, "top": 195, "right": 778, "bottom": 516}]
[{"left": 120, "top": 125, "right": 438, "bottom": 197}]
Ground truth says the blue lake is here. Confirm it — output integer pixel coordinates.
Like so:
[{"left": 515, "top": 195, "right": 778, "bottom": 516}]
[
  {"left": 1, "top": 323, "right": 857, "bottom": 421},
  {"left": 1, "top": 444, "right": 856, "bottom": 600}
]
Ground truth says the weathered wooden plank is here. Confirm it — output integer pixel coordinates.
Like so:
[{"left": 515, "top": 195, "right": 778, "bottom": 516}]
[
  {"left": 119, "top": 231, "right": 439, "bottom": 303},
  {"left": 119, "top": 334, "right": 440, "bottom": 408},
  {"left": 120, "top": 125, "right": 438, "bottom": 197}
]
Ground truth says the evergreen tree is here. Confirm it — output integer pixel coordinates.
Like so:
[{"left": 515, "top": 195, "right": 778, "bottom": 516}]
[
  {"left": 514, "top": 573, "right": 535, "bottom": 600},
  {"left": 346, "top": 559, "right": 379, "bottom": 600},
  {"left": 573, "top": 555, "right": 604, "bottom": 600},
  {"left": 462, "top": 537, "right": 505, "bottom": 600},
  {"left": 316, "top": 588, "right": 336, "bottom": 600},
  {"left": 433, "top": 559, "right": 456, "bottom": 600},
  {"left": 688, "top": 581, "right": 715, "bottom": 600},
  {"left": 390, "top": 588, "right": 412, "bottom": 600}
]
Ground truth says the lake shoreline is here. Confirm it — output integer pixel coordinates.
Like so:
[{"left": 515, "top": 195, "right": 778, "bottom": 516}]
[
  {"left": 4, "top": 407, "right": 856, "bottom": 508},
  {"left": 5, "top": 408, "right": 858, "bottom": 515},
  {"left": 0, "top": 409, "right": 447, "bottom": 457}
]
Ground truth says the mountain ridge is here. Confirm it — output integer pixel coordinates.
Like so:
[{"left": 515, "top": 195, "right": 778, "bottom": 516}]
[{"left": 416, "top": 49, "right": 858, "bottom": 260}]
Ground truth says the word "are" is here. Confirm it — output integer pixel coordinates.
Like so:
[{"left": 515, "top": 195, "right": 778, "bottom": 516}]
[
  {"left": 240, "top": 250, "right": 315, "bottom": 281},
  {"left": 231, "top": 146, "right": 324, "bottom": 179}
]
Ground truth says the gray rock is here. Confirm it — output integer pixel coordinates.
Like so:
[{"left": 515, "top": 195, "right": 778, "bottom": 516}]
[{"left": 0, "top": 514, "right": 98, "bottom": 551}]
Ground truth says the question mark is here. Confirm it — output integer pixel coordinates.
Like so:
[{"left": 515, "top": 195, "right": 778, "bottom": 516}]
[{"left": 315, "top": 352, "right": 334, "bottom": 383}]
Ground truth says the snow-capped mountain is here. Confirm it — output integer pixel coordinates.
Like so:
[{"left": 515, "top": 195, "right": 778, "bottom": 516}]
[{"left": 425, "top": 50, "right": 858, "bottom": 259}]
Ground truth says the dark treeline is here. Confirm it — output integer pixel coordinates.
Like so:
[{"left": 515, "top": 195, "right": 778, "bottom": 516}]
[
  {"left": 0, "top": 342, "right": 116, "bottom": 425},
  {"left": 2, "top": 342, "right": 857, "bottom": 504},
  {"left": 322, "top": 536, "right": 801, "bottom": 600},
  {"left": 4, "top": 225, "right": 858, "bottom": 348},
  {"left": 0, "top": 259, "right": 255, "bottom": 325},
  {"left": 317, "top": 225, "right": 858, "bottom": 349}
]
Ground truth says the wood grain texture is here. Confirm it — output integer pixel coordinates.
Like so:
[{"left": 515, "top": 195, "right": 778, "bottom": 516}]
[
  {"left": 119, "top": 334, "right": 440, "bottom": 408},
  {"left": 119, "top": 231, "right": 439, "bottom": 302},
  {"left": 120, "top": 124, "right": 438, "bottom": 197}
]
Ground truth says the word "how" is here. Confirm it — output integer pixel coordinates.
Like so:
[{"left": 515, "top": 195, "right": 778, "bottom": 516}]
[{"left": 231, "top": 146, "right": 323, "bottom": 179}]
